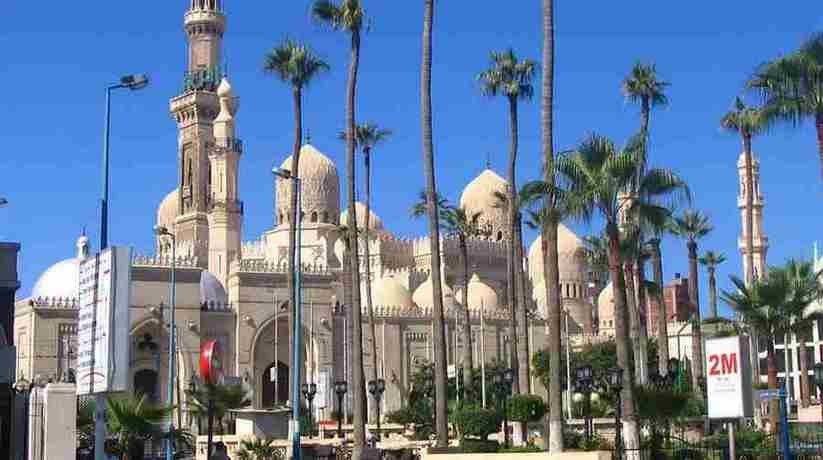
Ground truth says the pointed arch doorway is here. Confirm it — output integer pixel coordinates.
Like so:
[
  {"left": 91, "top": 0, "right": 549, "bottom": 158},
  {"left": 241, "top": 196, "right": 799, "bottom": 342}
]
[{"left": 262, "top": 361, "right": 289, "bottom": 407}]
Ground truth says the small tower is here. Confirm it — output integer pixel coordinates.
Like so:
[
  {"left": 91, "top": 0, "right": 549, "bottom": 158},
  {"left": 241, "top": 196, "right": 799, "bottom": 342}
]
[
  {"left": 169, "top": 1, "right": 228, "bottom": 266},
  {"left": 208, "top": 78, "right": 243, "bottom": 285},
  {"left": 737, "top": 152, "right": 768, "bottom": 283}
]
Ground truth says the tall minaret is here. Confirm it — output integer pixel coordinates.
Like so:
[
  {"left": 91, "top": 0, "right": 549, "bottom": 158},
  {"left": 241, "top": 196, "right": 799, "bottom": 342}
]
[
  {"left": 169, "top": 0, "right": 227, "bottom": 266},
  {"left": 737, "top": 152, "right": 769, "bottom": 282},
  {"left": 208, "top": 78, "right": 242, "bottom": 285}
]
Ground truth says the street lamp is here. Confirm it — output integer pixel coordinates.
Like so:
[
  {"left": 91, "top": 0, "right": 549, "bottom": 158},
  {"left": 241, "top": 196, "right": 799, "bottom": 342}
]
[
  {"left": 607, "top": 367, "right": 624, "bottom": 460},
  {"left": 574, "top": 364, "right": 596, "bottom": 445},
  {"left": 368, "top": 379, "right": 386, "bottom": 443},
  {"left": 334, "top": 381, "right": 348, "bottom": 439},
  {"left": 154, "top": 224, "right": 177, "bottom": 460},
  {"left": 493, "top": 369, "right": 515, "bottom": 448},
  {"left": 11, "top": 378, "right": 35, "bottom": 460},
  {"left": 302, "top": 383, "right": 318, "bottom": 438},
  {"left": 273, "top": 166, "right": 304, "bottom": 459}
]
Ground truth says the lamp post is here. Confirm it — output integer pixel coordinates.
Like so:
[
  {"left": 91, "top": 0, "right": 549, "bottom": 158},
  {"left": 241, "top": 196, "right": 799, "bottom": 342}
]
[
  {"left": 574, "top": 364, "right": 596, "bottom": 445},
  {"left": 96, "top": 73, "right": 149, "bottom": 460},
  {"left": 493, "top": 368, "right": 515, "bottom": 448},
  {"left": 154, "top": 224, "right": 177, "bottom": 460},
  {"left": 302, "top": 383, "right": 317, "bottom": 438},
  {"left": 273, "top": 167, "right": 303, "bottom": 459},
  {"left": 607, "top": 367, "right": 624, "bottom": 460},
  {"left": 813, "top": 362, "right": 823, "bottom": 423},
  {"left": 11, "top": 378, "right": 35, "bottom": 460},
  {"left": 368, "top": 379, "right": 386, "bottom": 442},
  {"left": 334, "top": 381, "right": 348, "bottom": 439}
]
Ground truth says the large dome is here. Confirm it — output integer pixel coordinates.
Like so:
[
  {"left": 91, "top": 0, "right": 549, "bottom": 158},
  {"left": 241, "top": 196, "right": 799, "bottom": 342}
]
[
  {"left": 413, "top": 273, "right": 456, "bottom": 309},
  {"left": 200, "top": 270, "right": 228, "bottom": 305},
  {"left": 363, "top": 275, "right": 414, "bottom": 309},
  {"left": 341, "top": 202, "right": 392, "bottom": 238},
  {"left": 454, "top": 273, "right": 499, "bottom": 310},
  {"left": 157, "top": 189, "right": 179, "bottom": 230},
  {"left": 31, "top": 259, "right": 79, "bottom": 299},
  {"left": 528, "top": 223, "right": 586, "bottom": 283},
  {"left": 597, "top": 282, "right": 615, "bottom": 331},
  {"left": 276, "top": 144, "right": 340, "bottom": 226},
  {"left": 459, "top": 168, "right": 508, "bottom": 241}
]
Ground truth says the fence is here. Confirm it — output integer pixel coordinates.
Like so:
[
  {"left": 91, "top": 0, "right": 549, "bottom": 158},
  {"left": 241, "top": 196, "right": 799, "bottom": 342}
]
[{"left": 611, "top": 432, "right": 823, "bottom": 460}]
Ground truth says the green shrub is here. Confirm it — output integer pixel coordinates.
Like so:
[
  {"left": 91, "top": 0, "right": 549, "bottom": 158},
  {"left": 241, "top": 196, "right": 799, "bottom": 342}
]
[
  {"left": 451, "top": 405, "right": 501, "bottom": 440},
  {"left": 499, "top": 445, "right": 543, "bottom": 453},
  {"left": 460, "top": 439, "right": 499, "bottom": 453},
  {"left": 507, "top": 395, "right": 546, "bottom": 424}
]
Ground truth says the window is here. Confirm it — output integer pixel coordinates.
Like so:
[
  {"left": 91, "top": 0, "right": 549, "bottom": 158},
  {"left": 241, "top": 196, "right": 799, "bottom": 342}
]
[
  {"left": 496, "top": 231, "right": 503, "bottom": 241},
  {"left": 311, "top": 212, "right": 318, "bottom": 223},
  {"left": 322, "top": 212, "right": 329, "bottom": 223}
]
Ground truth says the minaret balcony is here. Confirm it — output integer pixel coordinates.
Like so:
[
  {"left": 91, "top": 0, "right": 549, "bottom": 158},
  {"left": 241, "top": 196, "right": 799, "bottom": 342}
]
[
  {"left": 210, "top": 138, "right": 243, "bottom": 154},
  {"left": 182, "top": 65, "right": 223, "bottom": 93}
]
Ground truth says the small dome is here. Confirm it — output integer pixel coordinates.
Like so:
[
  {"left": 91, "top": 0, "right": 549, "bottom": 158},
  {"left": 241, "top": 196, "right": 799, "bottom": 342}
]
[
  {"left": 413, "top": 273, "right": 456, "bottom": 309},
  {"left": 597, "top": 282, "right": 615, "bottom": 325},
  {"left": 459, "top": 168, "right": 508, "bottom": 240},
  {"left": 528, "top": 223, "right": 586, "bottom": 283},
  {"left": 157, "top": 189, "right": 179, "bottom": 230},
  {"left": 365, "top": 276, "right": 414, "bottom": 309},
  {"left": 454, "top": 274, "right": 499, "bottom": 310},
  {"left": 200, "top": 270, "right": 227, "bottom": 305},
  {"left": 277, "top": 144, "right": 340, "bottom": 226},
  {"left": 31, "top": 259, "right": 80, "bottom": 299},
  {"left": 341, "top": 202, "right": 391, "bottom": 237},
  {"left": 217, "top": 78, "right": 233, "bottom": 98}
]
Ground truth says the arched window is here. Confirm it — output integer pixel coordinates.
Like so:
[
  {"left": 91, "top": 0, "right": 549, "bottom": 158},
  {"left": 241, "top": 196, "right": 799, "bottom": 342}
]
[
  {"left": 496, "top": 231, "right": 503, "bottom": 241},
  {"left": 311, "top": 212, "right": 318, "bottom": 223},
  {"left": 134, "top": 369, "right": 159, "bottom": 403}
]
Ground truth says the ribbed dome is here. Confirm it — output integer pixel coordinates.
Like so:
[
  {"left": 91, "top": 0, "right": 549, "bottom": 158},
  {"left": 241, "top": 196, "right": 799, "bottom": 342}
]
[
  {"left": 276, "top": 144, "right": 340, "bottom": 226},
  {"left": 528, "top": 223, "right": 586, "bottom": 283},
  {"left": 157, "top": 189, "right": 179, "bottom": 230},
  {"left": 454, "top": 273, "right": 499, "bottom": 310},
  {"left": 597, "top": 282, "right": 615, "bottom": 324},
  {"left": 32, "top": 259, "right": 79, "bottom": 299},
  {"left": 200, "top": 270, "right": 227, "bottom": 305},
  {"left": 459, "top": 168, "right": 508, "bottom": 240},
  {"left": 413, "top": 273, "right": 456, "bottom": 309},
  {"left": 364, "top": 275, "right": 414, "bottom": 309},
  {"left": 341, "top": 202, "right": 391, "bottom": 237}
]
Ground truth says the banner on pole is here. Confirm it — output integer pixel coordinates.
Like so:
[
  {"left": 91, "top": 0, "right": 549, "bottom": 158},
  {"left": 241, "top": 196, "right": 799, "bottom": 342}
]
[{"left": 705, "top": 336, "right": 753, "bottom": 419}]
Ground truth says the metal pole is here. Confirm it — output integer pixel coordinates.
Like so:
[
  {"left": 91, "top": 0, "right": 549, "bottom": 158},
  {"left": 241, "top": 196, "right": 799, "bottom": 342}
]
[
  {"left": 728, "top": 422, "right": 736, "bottom": 460},
  {"left": 455, "top": 306, "right": 460, "bottom": 403},
  {"left": 274, "top": 293, "right": 279, "bottom": 406},
  {"left": 166, "top": 236, "right": 177, "bottom": 460},
  {"left": 565, "top": 311, "right": 572, "bottom": 420},
  {"left": 337, "top": 392, "right": 344, "bottom": 439},
  {"left": 207, "top": 395, "right": 215, "bottom": 460},
  {"left": 292, "top": 177, "right": 303, "bottom": 460},
  {"left": 480, "top": 299, "right": 487, "bottom": 409}
]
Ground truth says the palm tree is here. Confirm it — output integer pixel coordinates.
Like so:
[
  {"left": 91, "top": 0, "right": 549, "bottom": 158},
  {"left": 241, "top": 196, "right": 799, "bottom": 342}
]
[
  {"left": 722, "top": 260, "right": 822, "bottom": 431},
  {"left": 478, "top": 48, "right": 536, "bottom": 394},
  {"left": 187, "top": 383, "right": 251, "bottom": 435},
  {"left": 237, "top": 437, "right": 278, "bottom": 460},
  {"left": 419, "top": 0, "right": 449, "bottom": 446},
  {"left": 340, "top": 123, "right": 392, "bottom": 417},
  {"left": 312, "top": 0, "right": 368, "bottom": 452},
  {"left": 106, "top": 394, "right": 174, "bottom": 460},
  {"left": 264, "top": 39, "right": 329, "bottom": 396},
  {"left": 749, "top": 33, "right": 823, "bottom": 182},
  {"left": 720, "top": 97, "right": 765, "bottom": 287},
  {"left": 646, "top": 230, "right": 671, "bottom": 377},
  {"left": 619, "top": 224, "right": 649, "bottom": 384},
  {"left": 669, "top": 210, "right": 712, "bottom": 393},
  {"left": 622, "top": 62, "right": 670, "bottom": 137},
  {"left": 699, "top": 251, "right": 727, "bottom": 319},
  {"left": 785, "top": 259, "right": 823, "bottom": 409},
  {"left": 542, "top": 0, "right": 563, "bottom": 451},
  {"left": 557, "top": 133, "right": 688, "bottom": 452}
]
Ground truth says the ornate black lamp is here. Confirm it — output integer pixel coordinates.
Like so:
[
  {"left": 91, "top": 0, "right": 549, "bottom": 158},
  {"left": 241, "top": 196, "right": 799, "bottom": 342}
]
[
  {"left": 607, "top": 367, "right": 624, "bottom": 460},
  {"left": 301, "top": 383, "right": 318, "bottom": 438},
  {"left": 492, "top": 368, "right": 515, "bottom": 448},
  {"left": 334, "top": 381, "right": 348, "bottom": 439},
  {"left": 575, "top": 365, "right": 597, "bottom": 444},
  {"left": 368, "top": 379, "right": 387, "bottom": 442}
]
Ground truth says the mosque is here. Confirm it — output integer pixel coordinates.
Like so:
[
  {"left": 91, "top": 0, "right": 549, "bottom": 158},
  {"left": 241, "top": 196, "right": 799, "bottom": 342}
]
[{"left": 13, "top": 0, "right": 608, "bottom": 422}]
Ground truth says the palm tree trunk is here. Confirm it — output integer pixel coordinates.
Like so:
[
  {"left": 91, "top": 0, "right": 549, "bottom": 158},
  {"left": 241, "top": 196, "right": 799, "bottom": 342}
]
[
  {"left": 816, "top": 113, "right": 823, "bottom": 185},
  {"left": 506, "top": 96, "right": 521, "bottom": 394},
  {"left": 708, "top": 268, "right": 718, "bottom": 319},
  {"left": 636, "top": 259, "right": 649, "bottom": 383},
  {"left": 516, "top": 215, "right": 531, "bottom": 394},
  {"left": 799, "top": 331, "right": 810, "bottom": 408},
  {"left": 346, "top": 29, "right": 367, "bottom": 456},
  {"left": 742, "top": 132, "right": 755, "bottom": 286},
  {"left": 287, "top": 86, "right": 303, "bottom": 402},
  {"left": 363, "top": 148, "right": 380, "bottom": 422},
  {"left": 651, "top": 240, "right": 670, "bottom": 377},
  {"left": 767, "top": 342, "right": 778, "bottom": 433},
  {"left": 421, "top": 0, "right": 449, "bottom": 448},
  {"left": 459, "top": 237, "right": 474, "bottom": 400},
  {"left": 606, "top": 222, "right": 640, "bottom": 452},
  {"left": 624, "top": 261, "right": 644, "bottom": 384},
  {"left": 687, "top": 240, "right": 703, "bottom": 394},
  {"left": 640, "top": 97, "right": 650, "bottom": 138}
]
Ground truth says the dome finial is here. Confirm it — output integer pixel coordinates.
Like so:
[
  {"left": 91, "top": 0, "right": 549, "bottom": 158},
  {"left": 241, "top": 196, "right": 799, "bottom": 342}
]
[
  {"left": 305, "top": 129, "right": 312, "bottom": 145},
  {"left": 485, "top": 153, "right": 492, "bottom": 170}
]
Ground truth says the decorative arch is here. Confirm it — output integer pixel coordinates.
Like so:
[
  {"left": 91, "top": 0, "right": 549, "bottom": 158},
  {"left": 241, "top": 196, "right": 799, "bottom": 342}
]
[{"left": 250, "top": 309, "right": 307, "bottom": 408}]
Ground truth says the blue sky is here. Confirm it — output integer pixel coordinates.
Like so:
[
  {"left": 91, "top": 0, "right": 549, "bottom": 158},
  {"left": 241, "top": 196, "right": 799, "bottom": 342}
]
[{"left": 2, "top": 1, "right": 821, "bottom": 318}]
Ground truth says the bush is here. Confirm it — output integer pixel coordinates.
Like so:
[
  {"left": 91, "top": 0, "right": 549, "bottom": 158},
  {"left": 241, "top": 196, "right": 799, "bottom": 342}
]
[
  {"left": 564, "top": 429, "right": 612, "bottom": 451},
  {"left": 386, "top": 399, "right": 434, "bottom": 441},
  {"left": 499, "top": 445, "right": 543, "bottom": 453},
  {"left": 451, "top": 405, "right": 501, "bottom": 440},
  {"left": 507, "top": 395, "right": 546, "bottom": 424},
  {"left": 460, "top": 439, "right": 500, "bottom": 453}
]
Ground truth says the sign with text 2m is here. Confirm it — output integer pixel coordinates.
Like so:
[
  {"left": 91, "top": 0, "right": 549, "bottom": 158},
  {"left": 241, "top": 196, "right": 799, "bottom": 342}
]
[
  {"left": 705, "top": 336, "right": 753, "bottom": 419},
  {"left": 76, "top": 247, "right": 132, "bottom": 395}
]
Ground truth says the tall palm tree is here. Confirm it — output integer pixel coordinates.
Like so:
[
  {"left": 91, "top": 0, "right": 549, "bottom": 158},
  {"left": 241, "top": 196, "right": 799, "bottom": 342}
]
[
  {"left": 419, "top": 0, "right": 449, "bottom": 447},
  {"left": 669, "top": 210, "right": 713, "bottom": 393},
  {"left": 557, "top": 133, "right": 688, "bottom": 452},
  {"left": 619, "top": 224, "right": 648, "bottom": 384},
  {"left": 749, "top": 33, "right": 823, "bottom": 182},
  {"left": 646, "top": 230, "right": 670, "bottom": 376},
  {"left": 339, "top": 123, "right": 392, "bottom": 417},
  {"left": 622, "top": 62, "right": 670, "bottom": 137},
  {"left": 264, "top": 39, "right": 329, "bottom": 392},
  {"left": 785, "top": 259, "right": 823, "bottom": 409},
  {"left": 312, "top": 0, "right": 368, "bottom": 452},
  {"left": 720, "top": 97, "right": 765, "bottom": 287},
  {"left": 542, "top": 0, "right": 563, "bottom": 451},
  {"left": 699, "top": 251, "right": 727, "bottom": 319},
  {"left": 478, "top": 48, "right": 536, "bottom": 393},
  {"left": 722, "top": 260, "right": 822, "bottom": 431},
  {"left": 106, "top": 394, "right": 174, "bottom": 460}
]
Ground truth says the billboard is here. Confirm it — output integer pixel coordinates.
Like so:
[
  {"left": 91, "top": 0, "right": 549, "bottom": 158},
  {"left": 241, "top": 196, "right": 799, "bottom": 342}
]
[
  {"left": 705, "top": 336, "right": 753, "bottom": 419},
  {"left": 77, "top": 247, "right": 132, "bottom": 395}
]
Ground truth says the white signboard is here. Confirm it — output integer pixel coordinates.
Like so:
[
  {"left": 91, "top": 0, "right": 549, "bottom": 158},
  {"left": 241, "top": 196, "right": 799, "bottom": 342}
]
[
  {"left": 315, "top": 370, "right": 329, "bottom": 408},
  {"left": 705, "top": 336, "right": 753, "bottom": 419},
  {"left": 77, "top": 247, "right": 132, "bottom": 395}
]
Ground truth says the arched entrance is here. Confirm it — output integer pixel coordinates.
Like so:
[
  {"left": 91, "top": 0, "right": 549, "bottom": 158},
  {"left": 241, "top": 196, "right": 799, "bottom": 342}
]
[
  {"left": 134, "top": 369, "right": 159, "bottom": 402},
  {"left": 261, "top": 361, "right": 289, "bottom": 407}
]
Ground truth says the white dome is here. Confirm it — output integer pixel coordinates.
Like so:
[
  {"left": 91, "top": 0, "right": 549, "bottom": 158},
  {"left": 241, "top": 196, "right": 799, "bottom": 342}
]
[
  {"left": 364, "top": 275, "right": 414, "bottom": 309},
  {"left": 413, "top": 273, "right": 456, "bottom": 309},
  {"left": 217, "top": 78, "right": 233, "bottom": 97},
  {"left": 454, "top": 273, "right": 499, "bottom": 310},
  {"left": 459, "top": 169, "right": 508, "bottom": 240},
  {"left": 200, "top": 270, "right": 227, "bottom": 305},
  {"left": 277, "top": 144, "right": 340, "bottom": 226},
  {"left": 31, "top": 258, "right": 79, "bottom": 299},
  {"left": 528, "top": 223, "right": 586, "bottom": 283},
  {"left": 341, "top": 202, "right": 391, "bottom": 237},
  {"left": 597, "top": 282, "right": 615, "bottom": 324},
  {"left": 157, "top": 189, "right": 179, "bottom": 230}
]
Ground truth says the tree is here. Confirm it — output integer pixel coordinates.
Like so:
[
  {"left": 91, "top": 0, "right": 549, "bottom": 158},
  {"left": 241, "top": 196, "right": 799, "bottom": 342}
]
[
  {"left": 699, "top": 251, "right": 727, "bottom": 319},
  {"left": 106, "top": 394, "right": 176, "bottom": 460},
  {"left": 556, "top": 133, "right": 689, "bottom": 452},
  {"left": 477, "top": 48, "right": 536, "bottom": 394},
  {"left": 669, "top": 209, "right": 712, "bottom": 394},
  {"left": 749, "top": 33, "right": 823, "bottom": 182},
  {"left": 236, "top": 438, "right": 279, "bottom": 460},
  {"left": 419, "top": 0, "right": 449, "bottom": 447},
  {"left": 312, "top": 0, "right": 368, "bottom": 453},
  {"left": 785, "top": 259, "right": 823, "bottom": 409},
  {"left": 720, "top": 97, "right": 765, "bottom": 287},
  {"left": 721, "top": 260, "right": 822, "bottom": 431},
  {"left": 187, "top": 383, "right": 251, "bottom": 435},
  {"left": 645, "top": 223, "right": 671, "bottom": 377},
  {"left": 340, "top": 122, "right": 392, "bottom": 419},
  {"left": 622, "top": 62, "right": 670, "bottom": 137}
]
